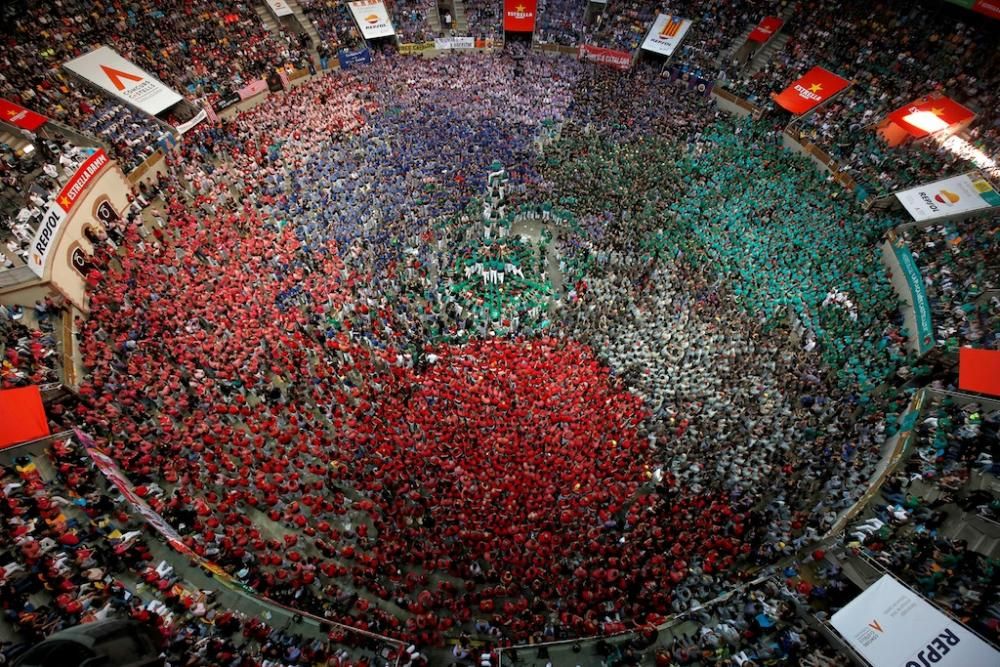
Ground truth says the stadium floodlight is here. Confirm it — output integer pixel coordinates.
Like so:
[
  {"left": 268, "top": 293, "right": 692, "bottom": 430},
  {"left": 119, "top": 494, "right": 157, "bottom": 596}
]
[{"left": 902, "top": 110, "right": 949, "bottom": 134}]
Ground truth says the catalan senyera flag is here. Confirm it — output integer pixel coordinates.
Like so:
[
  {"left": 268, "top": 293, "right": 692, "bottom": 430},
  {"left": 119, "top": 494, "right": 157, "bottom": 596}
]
[
  {"left": 885, "top": 94, "right": 975, "bottom": 138},
  {"left": 504, "top": 0, "right": 537, "bottom": 32},
  {"left": 640, "top": 14, "right": 692, "bottom": 56},
  {"left": 772, "top": 66, "right": 850, "bottom": 115}
]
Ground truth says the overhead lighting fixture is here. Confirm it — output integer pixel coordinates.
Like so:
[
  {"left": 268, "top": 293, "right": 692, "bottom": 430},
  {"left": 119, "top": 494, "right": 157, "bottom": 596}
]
[{"left": 902, "top": 111, "right": 949, "bottom": 134}]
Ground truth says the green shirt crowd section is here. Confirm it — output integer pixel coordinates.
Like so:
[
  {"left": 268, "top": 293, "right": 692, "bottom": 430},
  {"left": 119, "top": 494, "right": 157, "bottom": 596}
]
[{"left": 541, "top": 118, "right": 909, "bottom": 398}]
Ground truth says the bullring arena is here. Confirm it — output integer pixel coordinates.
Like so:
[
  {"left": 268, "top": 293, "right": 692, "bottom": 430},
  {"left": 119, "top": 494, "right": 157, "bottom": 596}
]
[{"left": 0, "top": 1, "right": 998, "bottom": 666}]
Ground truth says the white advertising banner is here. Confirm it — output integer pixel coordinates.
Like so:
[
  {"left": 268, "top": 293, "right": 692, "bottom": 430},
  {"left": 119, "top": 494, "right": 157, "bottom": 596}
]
[
  {"left": 348, "top": 0, "right": 396, "bottom": 39},
  {"left": 265, "top": 0, "right": 294, "bottom": 16},
  {"left": 63, "top": 46, "right": 183, "bottom": 116},
  {"left": 27, "top": 204, "right": 67, "bottom": 278},
  {"left": 831, "top": 575, "right": 999, "bottom": 667},
  {"left": 28, "top": 149, "right": 111, "bottom": 278},
  {"left": 895, "top": 171, "right": 1000, "bottom": 222},
  {"left": 434, "top": 36, "right": 475, "bottom": 49},
  {"left": 175, "top": 109, "right": 208, "bottom": 135},
  {"left": 641, "top": 14, "right": 692, "bottom": 56}
]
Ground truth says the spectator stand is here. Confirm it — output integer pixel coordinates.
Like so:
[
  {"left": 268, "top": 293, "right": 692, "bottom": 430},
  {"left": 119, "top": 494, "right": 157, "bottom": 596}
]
[
  {"left": 0, "top": 430, "right": 408, "bottom": 666},
  {"left": 255, "top": 0, "right": 325, "bottom": 72},
  {"left": 0, "top": 120, "right": 115, "bottom": 273},
  {"left": 495, "top": 573, "right": 859, "bottom": 667},
  {"left": 823, "top": 387, "right": 1000, "bottom": 644},
  {"left": 1, "top": 290, "right": 70, "bottom": 392}
]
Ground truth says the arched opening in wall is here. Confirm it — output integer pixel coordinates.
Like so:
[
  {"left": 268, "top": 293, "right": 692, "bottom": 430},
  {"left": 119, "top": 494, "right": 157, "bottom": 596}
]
[
  {"left": 92, "top": 197, "right": 123, "bottom": 246},
  {"left": 82, "top": 222, "right": 105, "bottom": 247},
  {"left": 68, "top": 242, "right": 94, "bottom": 277}
]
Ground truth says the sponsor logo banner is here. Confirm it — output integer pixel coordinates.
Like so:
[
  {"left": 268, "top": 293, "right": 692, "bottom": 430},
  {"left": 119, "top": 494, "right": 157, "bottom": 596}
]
[
  {"left": 772, "top": 66, "right": 849, "bottom": 115},
  {"left": 504, "top": 0, "right": 537, "bottom": 32},
  {"left": 885, "top": 93, "right": 975, "bottom": 138},
  {"left": 892, "top": 241, "right": 935, "bottom": 355},
  {"left": 641, "top": 14, "right": 692, "bottom": 56},
  {"left": 578, "top": 44, "right": 632, "bottom": 71},
  {"left": 27, "top": 204, "right": 66, "bottom": 278},
  {"left": 0, "top": 98, "right": 48, "bottom": 131},
  {"left": 63, "top": 46, "right": 183, "bottom": 116},
  {"left": 338, "top": 46, "right": 373, "bottom": 69},
  {"left": 895, "top": 172, "right": 1000, "bottom": 222},
  {"left": 265, "top": 0, "right": 294, "bottom": 16},
  {"left": 56, "top": 149, "right": 110, "bottom": 213},
  {"left": 832, "top": 575, "right": 1000, "bottom": 667},
  {"left": 435, "top": 36, "right": 476, "bottom": 49},
  {"left": 348, "top": 0, "right": 396, "bottom": 39},
  {"left": 399, "top": 42, "right": 435, "bottom": 54},
  {"left": 27, "top": 149, "right": 110, "bottom": 277},
  {"left": 748, "top": 16, "right": 783, "bottom": 43},
  {"left": 213, "top": 91, "right": 242, "bottom": 112}
]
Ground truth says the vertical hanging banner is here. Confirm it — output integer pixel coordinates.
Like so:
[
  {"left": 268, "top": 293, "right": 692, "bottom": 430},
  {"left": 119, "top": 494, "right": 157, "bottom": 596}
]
[
  {"left": 63, "top": 46, "right": 183, "bottom": 115},
  {"left": 891, "top": 240, "right": 935, "bottom": 356},
  {"left": 640, "top": 14, "right": 692, "bottom": 56},
  {"left": 348, "top": 0, "right": 396, "bottom": 39},
  {"left": 831, "top": 575, "right": 1000, "bottom": 667},
  {"left": 772, "top": 66, "right": 850, "bottom": 115},
  {"left": 0, "top": 98, "right": 48, "bottom": 131},
  {"left": 747, "top": 16, "right": 783, "bottom": 43},
  {"left": 503, "top": 0, "right": 537, "bottom": 32}
]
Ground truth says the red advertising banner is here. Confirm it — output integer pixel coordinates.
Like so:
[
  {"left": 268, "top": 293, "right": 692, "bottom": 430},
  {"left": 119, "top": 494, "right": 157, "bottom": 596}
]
[
  {"left": 772, "top": 66, "right": 850, "bottom": 115},
  {"left": 504, "top": 0, "right": 537, "bottom": 32},
  {"left": 958, "top": 348, "right": 1000, "bottom": 397},
  {"left": 578, "top": 44, "right": 632, "bottom": 71},
  {"left": 0, "top": 98, "right": 48, "bottom": 131},
  {"left": 55, "top": 149, "right": 110, "bottom": 213},
  {"left": 748, "top": 16, "right": 783, "bottom": 43},
  {"left": 973, "top": 0, "right": 1000, "bottom": 19},
  {"left": 0, "top": 386, "right": 49, "bottom": 450},
  {"left": 885, "top": 94, "right": 975, "bottom": 138}
]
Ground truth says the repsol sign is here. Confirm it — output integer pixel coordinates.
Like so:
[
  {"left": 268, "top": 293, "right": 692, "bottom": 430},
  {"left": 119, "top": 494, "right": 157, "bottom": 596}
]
[
  {"left": 28, "top": 204, "right": 67, "bottom": 277},
  {"left": 904, "top": 628, "right": 960, "bottom": 667}
]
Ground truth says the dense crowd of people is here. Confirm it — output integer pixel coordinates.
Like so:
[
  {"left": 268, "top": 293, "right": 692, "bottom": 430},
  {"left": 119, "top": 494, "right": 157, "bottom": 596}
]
[
  {"left": 845, "top": 391, "right": 1000, "bottom": 644},
  {"left": 0, "top": 435, "right": 401, "bottom": 666},
  {"left": 1, "top": 305, "right": 61, "bottom": 389},
  {"left": 899, "top": 219, "right": 1000, "bottom": 352},
  {"left": 47, "top": 51, "right": 918, "bottom": 651},
  {"left": 0, "top": 1, "right": 997, "bottom": 662},
  {"left": 301, "top": 0, "right": 366, "bottom": 49}
]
